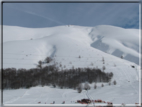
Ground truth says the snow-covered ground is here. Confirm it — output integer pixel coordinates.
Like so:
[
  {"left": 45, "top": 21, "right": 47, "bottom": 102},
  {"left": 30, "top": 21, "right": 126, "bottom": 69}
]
[
  {"left": 2, "top": 25, "right": 141, "bottom": 106},
  {"left": 3, "top": 25, "right": 140, "bottom": 68},
  {"left": 3, "top": 81, "right": 139, "bottom": 106}
]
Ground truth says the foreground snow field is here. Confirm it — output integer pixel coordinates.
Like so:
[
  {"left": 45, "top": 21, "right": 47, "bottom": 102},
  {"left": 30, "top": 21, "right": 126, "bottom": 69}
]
[
  {"left": 3, "top": 25, "right": 140, "bottom": 105},
  {"left": 2, "top": 81, "right": 139, "bottom": 105}
]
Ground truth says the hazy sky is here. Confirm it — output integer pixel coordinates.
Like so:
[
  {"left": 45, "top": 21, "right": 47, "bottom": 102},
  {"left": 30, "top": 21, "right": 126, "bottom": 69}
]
[{"left": 3, "top": 2, "right": 139, "bottom": 28}]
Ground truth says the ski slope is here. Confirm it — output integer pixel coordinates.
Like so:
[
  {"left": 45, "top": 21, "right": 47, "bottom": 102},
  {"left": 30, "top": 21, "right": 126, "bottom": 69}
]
[{"left": 3, "top": 25, "right": 140, "bottom": 105}]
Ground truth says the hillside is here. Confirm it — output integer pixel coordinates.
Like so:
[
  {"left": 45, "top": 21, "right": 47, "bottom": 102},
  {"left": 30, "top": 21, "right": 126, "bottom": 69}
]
[
  {"left": 3, "top": 25, "right": 140, "bottom": 105},
  {"left": 3, "top": 25, "right": 139, "bottom": 69}
]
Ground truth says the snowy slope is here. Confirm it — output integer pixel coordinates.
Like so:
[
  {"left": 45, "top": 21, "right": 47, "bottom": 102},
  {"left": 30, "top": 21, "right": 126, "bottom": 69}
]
[
  {"left": 3, "top": 25, "right": 140, "bottom": 69},
  {"left": 89, "top": 25, "right": 140, "bottom": 65},
  {"left": 3, "top": 80, "right": 139, "bottom": 105},
  {"left": 3, "top": 25, "right": 140, "bottom": 105}
]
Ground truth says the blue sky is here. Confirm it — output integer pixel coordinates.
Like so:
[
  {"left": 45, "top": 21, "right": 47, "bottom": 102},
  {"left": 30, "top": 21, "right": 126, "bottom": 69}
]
[{"left": 3, "top": 2, "right": 139, "bottom": 28}]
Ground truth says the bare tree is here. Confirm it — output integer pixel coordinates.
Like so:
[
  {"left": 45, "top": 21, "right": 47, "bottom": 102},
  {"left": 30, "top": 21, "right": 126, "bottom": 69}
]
[
  {"left": 102, "top": 57, "right": 105, "bottom": 64},
  {"left": 94, "top": 83, "right": 97, "bottom": 89},
  {"left": 84, "top": 82, "right": 90, "bottom": 90},
  {"left": 60, "top": 64, "right": 62, "bottom": 67},
  {"left": 45, "top": 57, "right": 52, "bottom": 63},
  {"left": 77, "top": 83, "right": 83, "bottom": 93},
  {"left": 113, "top": 80, "right": 117, "bottom": 85},
  {"left": 103, "top": 66, "right": 106, "bottom": 71},
  {"left": 37, "top": 60, "right": 42, "bottom": 69}
]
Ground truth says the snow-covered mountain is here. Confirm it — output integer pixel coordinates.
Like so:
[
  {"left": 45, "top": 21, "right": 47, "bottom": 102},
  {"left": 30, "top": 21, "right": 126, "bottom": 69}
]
[
  {"left": 3, "top": 25, "right": 140, "bottom": 105},
  {"left": 89, "top": 25, "right": 140, "bottom": 65},
  {"left": 3, "top": 25, "right": 139, "bottom": 69}
]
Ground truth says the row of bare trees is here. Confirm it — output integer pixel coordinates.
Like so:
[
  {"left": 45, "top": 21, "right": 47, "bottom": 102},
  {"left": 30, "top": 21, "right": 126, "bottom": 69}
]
[
  {"left": 77, "top": 80, "right": 117, "bottom": 93},
  {"left": 3, "top": 64, "right": 113, "bottom": 89}
]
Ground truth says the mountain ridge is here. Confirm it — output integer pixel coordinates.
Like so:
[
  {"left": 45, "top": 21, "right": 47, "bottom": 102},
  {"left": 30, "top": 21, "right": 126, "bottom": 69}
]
[{"left": 3, "top": 25, "right": 139, "bottom": 69}]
